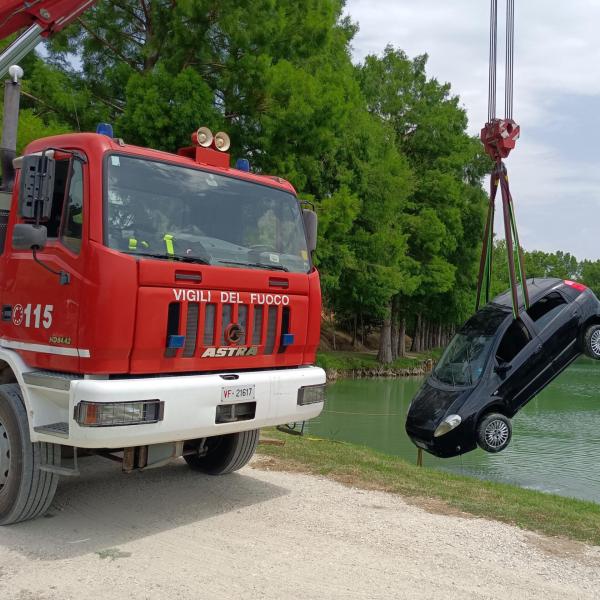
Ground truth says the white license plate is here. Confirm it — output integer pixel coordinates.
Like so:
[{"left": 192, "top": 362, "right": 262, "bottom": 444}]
[{"left": 221, "top": 384, "right": 256, "bottom": 403}]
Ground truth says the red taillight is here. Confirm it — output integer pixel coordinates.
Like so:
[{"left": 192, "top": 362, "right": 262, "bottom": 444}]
[{"left": 564, "top": 280, "right": 587, "bottom": 292}]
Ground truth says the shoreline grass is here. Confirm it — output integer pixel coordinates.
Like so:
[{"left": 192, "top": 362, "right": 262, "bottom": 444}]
[
  {"left": 257, "top": 428, "right": 600, "bottom": 546},
  {"left": 316, "top": 349, "right": 442, "bottom": 372}
]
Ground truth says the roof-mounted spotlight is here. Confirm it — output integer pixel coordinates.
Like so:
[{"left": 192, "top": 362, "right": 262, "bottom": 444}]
[
  {"left": 192, "top": 126, "right": 213, "bottom": 147},
  {"left": 8, "top": 65, "right": 24, "bottom": 83},
  {"left": 214, "top": 131, "right": 231, "bottom": 152}
]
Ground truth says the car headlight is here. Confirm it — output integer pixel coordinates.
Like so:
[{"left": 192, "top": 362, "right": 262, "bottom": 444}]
[{"left": 433, "top": 414, "right": 462, "bottom": 438}]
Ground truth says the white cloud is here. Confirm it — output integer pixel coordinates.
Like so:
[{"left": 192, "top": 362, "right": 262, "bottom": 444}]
[{"left": 346, "top": 0, "right": 600, "bottom": 259}]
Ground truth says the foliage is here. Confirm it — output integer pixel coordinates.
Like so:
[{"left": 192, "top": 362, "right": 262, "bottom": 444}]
[{"left": 13, "top": 1, "right": 600, "bottom": 364}]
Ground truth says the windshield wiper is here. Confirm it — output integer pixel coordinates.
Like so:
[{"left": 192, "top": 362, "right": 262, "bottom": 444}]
[
  {"left": 123, "top": 252, "right": 211, "bottom": 265},
  {"left": 217, "top": 260, "right": 289, "bottom": 272}
]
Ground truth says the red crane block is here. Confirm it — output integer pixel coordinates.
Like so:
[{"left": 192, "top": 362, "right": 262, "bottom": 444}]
[{"left": 480, "top": 118, "right": 520, "bottom": 162}]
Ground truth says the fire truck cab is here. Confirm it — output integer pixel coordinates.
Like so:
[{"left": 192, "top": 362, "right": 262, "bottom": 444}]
[{"left": 0, "top": 126, "right": 325, "bottom": 525}]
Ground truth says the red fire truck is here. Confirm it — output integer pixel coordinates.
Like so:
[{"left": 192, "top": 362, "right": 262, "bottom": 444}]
[{"left": 0, "top": 1, "right": 325, "bottom": 524}]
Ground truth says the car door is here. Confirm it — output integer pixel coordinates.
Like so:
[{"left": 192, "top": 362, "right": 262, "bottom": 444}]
[
  {"left": 527, "top": 290, "right": 580, "bottom": 374},
  {"left": 0, "top": 153, "right": 87, "bottom": 372},
  {"left": 494, "top": 315, "right": 549, "bottom": 412}
]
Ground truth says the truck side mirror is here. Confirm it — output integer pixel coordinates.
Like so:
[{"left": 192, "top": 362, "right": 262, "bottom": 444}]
[
  {"left": 12, "top": 223, "right": 47, "bottom": 250},
  {"left": 18, "top": 154, "right": 55, "bottom": 220},
  {"left": 303, "top": 209, "right": 318, "bottom": 252}
]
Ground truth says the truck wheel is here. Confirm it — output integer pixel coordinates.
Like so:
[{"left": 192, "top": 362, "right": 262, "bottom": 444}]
[
  {"left": 184, "top": 429, "right": 259, "bottom": 475},
  {"left": 476, "top": 413, "right": 512, "bottom": 453},
  {"left": 583, "top": 324, "right": 600, "bottom": 360},
  {"left": 0, "top": 384, "right": 61, "bottom": 525}
]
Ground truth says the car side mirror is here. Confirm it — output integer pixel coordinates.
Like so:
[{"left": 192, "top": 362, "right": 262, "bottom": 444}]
[
  {"left": 303, "top": 209, "right": 318, "bottom": 252},
  {"left": 18, "top": 154, "right": 55, "bottom": 221},
  {"left": 494, "top": 362, "right": 512, "bottom": 376},
  {"left": 12, "top": 223, "right": 47, "bottom": 251}
]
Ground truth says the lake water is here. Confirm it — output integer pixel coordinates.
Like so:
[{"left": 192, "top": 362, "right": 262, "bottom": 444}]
[{"left": 306, "top": 358, "right": 600, "bottom": 503}]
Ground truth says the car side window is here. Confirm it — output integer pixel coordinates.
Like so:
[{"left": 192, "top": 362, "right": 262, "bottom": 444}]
[
  {"left": 42, "top": 158, "right": 84, "bottom": 254},
  {"left": 496, "top": 319, "right": 532, "bottom": 363},
  {"left": 60, "top": 160, "right": 84, "bottom": 253},
  {"left": 526, "top": 292, "right": 567, "bottom": 330}
]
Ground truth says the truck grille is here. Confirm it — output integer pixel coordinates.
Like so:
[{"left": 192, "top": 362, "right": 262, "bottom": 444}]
[{"left": 166, "top": 300, "right": 291, "bottom": 358}]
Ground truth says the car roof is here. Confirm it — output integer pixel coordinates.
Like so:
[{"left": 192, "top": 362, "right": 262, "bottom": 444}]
[{"left": 490, "top": 278, "right": 563, "bottom": 311}]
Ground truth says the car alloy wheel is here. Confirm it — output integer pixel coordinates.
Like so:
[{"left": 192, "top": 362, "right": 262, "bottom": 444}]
[
  {"left": 590, "top": 329, "right": 600, "bottom": 358},
  {"left": 484, "top": 418, "right": 510, "bottom": 449}
]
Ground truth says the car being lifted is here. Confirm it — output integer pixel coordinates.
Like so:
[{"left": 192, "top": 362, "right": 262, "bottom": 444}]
[{"left": 406, "top": 278, "right": 600, "bottom": 458}]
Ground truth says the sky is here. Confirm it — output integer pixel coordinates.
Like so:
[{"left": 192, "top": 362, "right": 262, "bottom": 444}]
[{"left": 346, "top": 0, "right": 600, "bottom": 261}]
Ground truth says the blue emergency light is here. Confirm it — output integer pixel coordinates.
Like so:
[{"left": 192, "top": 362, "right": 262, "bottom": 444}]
[
  {"left": 236, "top": 158, "right": 250, "bottom": 172},
  {"left": 167, "top": 335, "right": 186, "bottom": 349},
  {"left": 281, "top": 333, "right": 295, "bottom": 347},
  {"left": 96, "top": 123, "right": 114, "bottom": 138}
]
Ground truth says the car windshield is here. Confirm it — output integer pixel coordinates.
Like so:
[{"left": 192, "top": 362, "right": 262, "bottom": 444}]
[
  {"left": 433, "top": 308, "right": 507, "bottom": 387},
  {"left": 104, "top": 155, "right": 310, "bottom": 273}
]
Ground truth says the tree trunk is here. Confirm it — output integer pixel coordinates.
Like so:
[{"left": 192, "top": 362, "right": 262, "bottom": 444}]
[
  {"left": 390, "top": 296, "right": 400, "bottom": 361},
  {"left": 352, "top": 314, "right": 357, "bottom": 348},
  {"left": 377, "top": 302, "right": 393, "bottom": 364},
  {"left": 411, "top": 313, "right": 422, "bottom": 353},
  {"left": 398, "top": 316, "right": 406, "bottom": 358},
  {"left": 331, "top": 310, "right": 336, "bottom": 351}
]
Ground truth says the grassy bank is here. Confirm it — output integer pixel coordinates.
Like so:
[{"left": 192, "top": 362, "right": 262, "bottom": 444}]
[
  {"left": 316, "top": 349, "right": 442, "bottom": 374},
  {"left": 257, "top": 429, "right": 600, "bottom": 546}
]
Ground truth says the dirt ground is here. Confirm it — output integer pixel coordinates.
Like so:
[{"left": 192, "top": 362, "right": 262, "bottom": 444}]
[{"left": 0, "top": 456, "right": 598, "bottom": 600}]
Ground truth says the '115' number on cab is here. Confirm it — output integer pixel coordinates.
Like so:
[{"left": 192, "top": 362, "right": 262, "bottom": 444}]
[{"left": 13, "top": 304, "right": 54, "bottom": 329}]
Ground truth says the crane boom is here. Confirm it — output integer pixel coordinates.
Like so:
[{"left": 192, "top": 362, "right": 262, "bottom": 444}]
[{"left": 0, "top": 0, "right": 97, "bottom": 78}]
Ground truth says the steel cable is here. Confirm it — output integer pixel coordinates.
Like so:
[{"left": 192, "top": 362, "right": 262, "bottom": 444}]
[{"left": 488, "top": 0, "right": 498, "bottom": 121}]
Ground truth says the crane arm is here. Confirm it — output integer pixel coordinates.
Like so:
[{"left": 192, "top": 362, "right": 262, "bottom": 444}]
[
  {"left": 0, "top": 0, "right": 97, "bottom": 78},
  {"left": 0, "top": 0, "right": 97, "bottom": 39}
]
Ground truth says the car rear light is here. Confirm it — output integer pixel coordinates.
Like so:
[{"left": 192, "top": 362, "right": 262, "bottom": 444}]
[
  {"left": 74, "top": 400, "right": 164, "bottom": 427},
  {"left": 297, "top": 384, "right": 326, "bottom": 406},
  {"left": 564, "top": 280, "right": 587, "bottom": 292}
]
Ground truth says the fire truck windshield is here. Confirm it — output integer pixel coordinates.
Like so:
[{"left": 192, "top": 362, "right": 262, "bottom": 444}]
[{"left": 105, "top": 154, "right": 311, "bottom": 273}]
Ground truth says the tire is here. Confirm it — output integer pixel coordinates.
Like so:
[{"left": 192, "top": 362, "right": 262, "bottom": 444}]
[
  {"left": 184, "top": 429, "right": 259, "bottom": 475},
  {"left": 583, "top": 324, "right": 600, "bottom": 360},
  {"left": 476, "top": 413, "right": 512, "bottom": 454},
  {"left": 0, "top": 384, "right": 61, "bottom": 525}
]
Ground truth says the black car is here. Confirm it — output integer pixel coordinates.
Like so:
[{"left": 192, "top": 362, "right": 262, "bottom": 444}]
[{"left": 406, "top": 278, "right": 600, "bottom": 458}]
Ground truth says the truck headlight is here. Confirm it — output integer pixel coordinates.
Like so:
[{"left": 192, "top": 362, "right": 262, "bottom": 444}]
[
  {"left": 297, "top": 384, "right": 326, "bottom": 406},
  {"left": 74, "top": 400, "right": 164, "bottom": 427},
  {"left": 433, "top": 414, "right": 462, "bottom": 438}
]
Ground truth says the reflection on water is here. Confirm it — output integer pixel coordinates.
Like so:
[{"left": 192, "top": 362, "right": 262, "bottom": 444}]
[{"left": 306, "top": 358, "right": 600, "bottom": 503}]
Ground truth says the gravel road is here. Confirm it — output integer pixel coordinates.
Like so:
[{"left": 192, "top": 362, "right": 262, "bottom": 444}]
[{"left": 0, "top": 455, "right": 598, "bottom": 600}]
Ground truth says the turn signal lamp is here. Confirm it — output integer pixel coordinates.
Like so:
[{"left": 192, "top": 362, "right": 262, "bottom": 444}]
[
  {"left": 74, "top": 400, "right": 164, "bottom": 427},
  {"left": 297, "top": 384, "right": 326, "bottom": 406}
]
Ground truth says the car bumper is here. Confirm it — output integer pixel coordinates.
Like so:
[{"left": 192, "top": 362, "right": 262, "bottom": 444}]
[
  {"left": 29, "top": 366, "right": 326, "bottom": 448},
  {"left": 405, "top": 423, "right": 476, "bottom": 458}
]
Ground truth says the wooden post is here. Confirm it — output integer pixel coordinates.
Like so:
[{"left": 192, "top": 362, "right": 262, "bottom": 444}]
[{"left": 417, "top": 448, "right": 423, "bottom": 467}]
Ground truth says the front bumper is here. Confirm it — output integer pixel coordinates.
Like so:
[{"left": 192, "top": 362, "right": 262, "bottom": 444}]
[
  {"left": 30, "top": 366, "right": 326, "bottom": 448},
  {"left": 405, "top": 422, "right": 476, "bottom": 458}
]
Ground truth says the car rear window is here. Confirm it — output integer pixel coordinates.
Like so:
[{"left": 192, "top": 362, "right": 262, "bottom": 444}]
[{"left": 526, "top": 292, "right": 566, "bottom": 329}]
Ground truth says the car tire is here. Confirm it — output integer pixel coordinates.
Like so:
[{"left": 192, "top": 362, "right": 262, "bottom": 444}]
[
  {"left": 0, "top": 384, "right": 61, "bottom": 525},
  {"left": 476, "top": 413, "right": 512, "bottom": 453},
  {"left": 184, "top": 429, "right": 259, "bottom": 475},
  {"left": 583, "top": 324, "right": 600, "bottom": 360}
]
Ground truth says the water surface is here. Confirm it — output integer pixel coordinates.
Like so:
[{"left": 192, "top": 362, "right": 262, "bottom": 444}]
[{"left": 307, "top": 358, "right": 600, "bottom": 503}]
